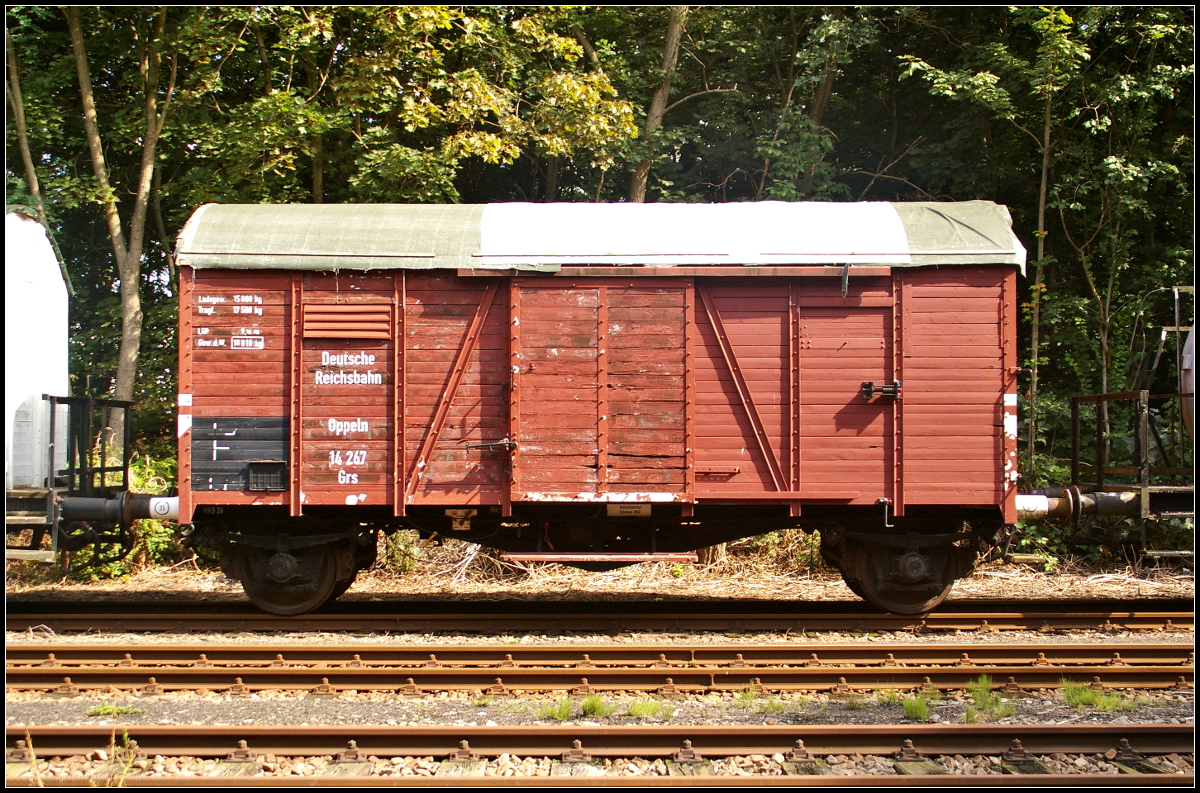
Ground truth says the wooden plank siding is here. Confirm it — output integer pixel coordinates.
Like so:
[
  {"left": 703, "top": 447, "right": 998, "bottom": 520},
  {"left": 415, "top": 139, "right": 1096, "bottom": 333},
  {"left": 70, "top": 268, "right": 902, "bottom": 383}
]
[{"left": 179, "top": 267, "right": 1014, "bottom": 522}]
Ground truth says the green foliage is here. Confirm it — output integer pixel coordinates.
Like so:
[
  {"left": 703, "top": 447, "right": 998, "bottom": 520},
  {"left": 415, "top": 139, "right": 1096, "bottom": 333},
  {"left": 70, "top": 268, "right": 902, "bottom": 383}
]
[
  {"left": 734, "top": 681, "right": 759, "bottom": 707},
  {"left": 5, "top": 5, "right": 1191, "bottom": 512},
  {"left": 876, "top": 689, "right": 902, "bottom": 707},
  {"left": 472, "top": 694, "right": 494, "bottom": 707},
  {"left": 1061, "top": 679, "right": 1137, "bottom": 712},
  {"left": 669, "top": 563, "right": 685, "bottom": 578},
  {"left": 538, "top": 698, "right": 573, "bottom": 721},
  {"left": 382, "top": 530, "right": 421, "bottom": 576},
  {"left": 580, "top": 694, "right": 615, "bottom": 718},
  {"left": 967, "top": 675, "right": 999, "bottom": 711},
  {"left": 964, "top": 706, "right": 979, "bottom": 724},
  {"left": 85, "top": 703, "right": 146, "bottom": 718},
  {"left": 902, "top": 695, "right": 930, "bottom": 721},
  {"left": 844, "top": 694, "right": 864, "bottom": 711},
  {"left": 626, "top": 699, "right": 676, "bottom": 720},
  {"left": 626, "top": 699, "right": 663, "bottom": 718}
]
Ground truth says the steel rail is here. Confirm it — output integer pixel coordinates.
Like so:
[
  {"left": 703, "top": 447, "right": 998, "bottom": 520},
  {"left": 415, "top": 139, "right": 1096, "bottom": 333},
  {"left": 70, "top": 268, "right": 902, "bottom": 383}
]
[
  {"left": 6, "top": 643, "right": 1194, "bottom": 694},
  {"left": 7, "top": 723, "right": 1193, "bottom": 759},
  {"left": 6, "top": 774, "right": 1194, "bottom": 787},
  {"left": 8, "top": 642, "right": 1191, "bottom": 667},
  {"left": 5, "top": 607, "right": 1193, "bottom": 634}
]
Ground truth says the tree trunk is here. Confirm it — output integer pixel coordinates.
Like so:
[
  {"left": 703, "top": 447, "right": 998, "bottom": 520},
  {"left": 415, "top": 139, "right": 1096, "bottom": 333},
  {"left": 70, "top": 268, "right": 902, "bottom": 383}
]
[
  {"left": 6, "top": 25, "right": 73, "bottom": 295},
  {"left": 697, "top": 543, "right": 727, "bottom": 566},
  {"left": 1026, "top": 93, "right": 1053, "bottom": 481},
  {"left": 798, "top": 65, "right": 837, "bottom": 196},
  {"left": 543, "top": 154, "right": 560, "bottom": 202},
  {"left": 628, "top": 6, "right": 688, "bottom": 203},
  {"left": 66, "top": 8, "right": 174, "bottom": 428}
]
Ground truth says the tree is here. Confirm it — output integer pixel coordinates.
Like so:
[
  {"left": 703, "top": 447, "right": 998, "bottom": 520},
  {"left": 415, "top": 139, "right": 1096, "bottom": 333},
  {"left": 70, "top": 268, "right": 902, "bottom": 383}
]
[{"left": 900, "top": 6, "right": 1091, "bottom": 478}]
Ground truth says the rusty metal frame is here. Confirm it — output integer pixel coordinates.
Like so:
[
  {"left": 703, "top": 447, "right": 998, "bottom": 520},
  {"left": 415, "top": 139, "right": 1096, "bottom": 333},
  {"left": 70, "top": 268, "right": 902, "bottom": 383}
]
[
  {"left": 891, "top": 272, "right": 907, "bottom": 516},
  {"left": 682, "top": 280, "right": 696, "bottom": 514},
  {"left": 697, "top": 282, "right": 786, "bottom": 492},
  {"left": 288, "top": 271, "right": 304, "bottom": 517},
  {"left": 404, "top": 280, "right": 499, "bottom": 503},
  {"left": 177, "top": 267, "right": 194, "bottom": 524},
  {"left": 1001, "top": 269, "right": 1018, "bottom": 523},
  {"left": 597, "top": 285, "right": 609, "bottom": 493},
  {"left": 788, "top": 279, "right": 802, "bottom": 516},
  {"left": 506, "top": 279, "right": 521, "bottom": 515},
  {"left": 393, "top": 272, "right": 406, "bottom": 517}
]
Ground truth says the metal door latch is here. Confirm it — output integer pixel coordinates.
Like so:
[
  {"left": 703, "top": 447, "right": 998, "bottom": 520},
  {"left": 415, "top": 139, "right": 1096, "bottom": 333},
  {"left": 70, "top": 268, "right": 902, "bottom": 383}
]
[
  {"left": 861, "top": 380, "right": 903, "bottom": 400},
  {"left": 465, "top": 437, "right": 518, "bottom": 451}
]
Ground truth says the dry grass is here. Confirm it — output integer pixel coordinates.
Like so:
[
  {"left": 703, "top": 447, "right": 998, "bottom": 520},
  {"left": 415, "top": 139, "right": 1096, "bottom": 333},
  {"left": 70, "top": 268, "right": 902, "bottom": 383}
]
[{"left": 6, "top": 528, "right": 1193, "bottom": 604}]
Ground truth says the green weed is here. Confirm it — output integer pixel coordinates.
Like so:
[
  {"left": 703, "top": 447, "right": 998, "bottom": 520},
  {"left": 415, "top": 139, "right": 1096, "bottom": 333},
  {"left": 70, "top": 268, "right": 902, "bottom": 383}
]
[
  {"left": 968, "top": 675, "right": 1000, "bottom": 710},
  {"left": 1061, "top": 679, "right": 1136, "bottom": 712},
  {"left": 758, "top": 697, "right": 786, "bottom": 714},
  {"left": 991, "top": 702, "right": 1016, "bottom": 719},
  {"left": 382, "top": 530, "right": 420, "bottom": 575},
  {"left": 659, "top": 702, "right": 676, "bottom": 721},
  {"left": 734, "top": 686, "right": 758, "bottom": 707},
  {"left": 627, "top": 699, "right": 662, "bottom": 718},
  {"left": 85, "top": 703, "right": 146, "bottom": 718},
  {"left": 902, "top": 695, "right": 930, "bottom": 722},
  {"left": 964, "top": 706, "right": 979, "bottom": 724},
  {"left": 845, "top": 694, "right": 864, "bottom": 711},
  {"left": 472, "top": 694, "right": 494, "bottom": 707},
  {"left": 538, "top": 698, "right": 573, "bottom": 721},
  {"left": 670, "top": 563, "right": 686, "bottom": 578},
  {"left": 580, "top": 694, "right": 615, "bottom": 717},
  {"left": 875, "top": 689, "right": 902, "bottom": 707}
]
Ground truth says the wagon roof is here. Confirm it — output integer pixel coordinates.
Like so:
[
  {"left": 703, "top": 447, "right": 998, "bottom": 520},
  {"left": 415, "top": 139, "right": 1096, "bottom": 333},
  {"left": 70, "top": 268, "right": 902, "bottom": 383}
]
[{"left": 177, "top": 201, "right": 1026, "bottom": 274}]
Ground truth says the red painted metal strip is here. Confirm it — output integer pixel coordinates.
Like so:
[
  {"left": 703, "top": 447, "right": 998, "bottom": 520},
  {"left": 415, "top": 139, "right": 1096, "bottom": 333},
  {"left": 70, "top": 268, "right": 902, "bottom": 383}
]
[
  {"left": 789, "top": 278, "right": 802, "bottom": 516},
  {"left": 683, "top": 279, "right": 696, "bottom": 513},
  {"left": 697, "top": 283, "right": 786, "bottom": 492},
  {"left": 405, "top": 281, "right": 499, "bottom": 502},
  {"left": 1001, "top": 268, "right": 1018, "bottom": 522},
  {"left": 177, "top": 267, "right": 194, "bottom": 523},
  {"left": 506, "top": 279, "right": 521, "bottom": 514},
  {"left": 892, "top": 271, "right": 906, "bottom": 515},
  {"left": 289, "top": 272, "right": 303, "bottom": 517},
  {"left": 393, "top": 272, "right": 405, "bottom": 517},
  {"left": 597, "top": 286, "right": 608, "bottom": 491},
  {"left": 459, "top": 266, "right": 894, "bottom": 278},
  {"left": 501, "top": 553, "right": 699, "bottom": 563}
]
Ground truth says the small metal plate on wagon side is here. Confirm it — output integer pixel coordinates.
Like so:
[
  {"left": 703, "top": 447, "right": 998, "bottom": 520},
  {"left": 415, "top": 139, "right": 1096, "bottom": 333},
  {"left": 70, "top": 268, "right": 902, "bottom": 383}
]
[{"left": 607, "top": 504, "right": 650, "bottom": 517}]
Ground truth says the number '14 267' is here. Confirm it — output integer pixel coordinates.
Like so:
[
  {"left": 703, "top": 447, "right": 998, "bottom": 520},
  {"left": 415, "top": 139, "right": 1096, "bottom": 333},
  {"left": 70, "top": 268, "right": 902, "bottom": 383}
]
[{"left": 329, "top": 450, "right": 367, "bottom": 467}]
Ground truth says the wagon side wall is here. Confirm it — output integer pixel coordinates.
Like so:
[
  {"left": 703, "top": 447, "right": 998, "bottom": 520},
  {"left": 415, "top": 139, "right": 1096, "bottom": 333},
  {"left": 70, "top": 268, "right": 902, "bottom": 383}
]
[{"left": 178, "top": 265, "right": 1017, "bottom": 526}]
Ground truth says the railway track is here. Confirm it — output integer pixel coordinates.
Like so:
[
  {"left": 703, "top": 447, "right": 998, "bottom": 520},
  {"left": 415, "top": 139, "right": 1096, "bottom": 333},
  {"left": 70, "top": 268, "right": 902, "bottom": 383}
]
[
  {"left": 6, "top": 597, "right": 1194, "bottom": 634},
  {"left": 5, "top": 724, "right": 1193, "bottom": 786},
  {"left": 5, "top": 642, "right": 1194, "bottom": 694}
]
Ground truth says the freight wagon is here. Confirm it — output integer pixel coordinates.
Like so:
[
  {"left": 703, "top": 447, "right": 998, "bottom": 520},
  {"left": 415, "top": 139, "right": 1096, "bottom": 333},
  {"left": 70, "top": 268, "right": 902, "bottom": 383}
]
[{"left": 175, "top": 201, "right": 1026, "bottom": 615}]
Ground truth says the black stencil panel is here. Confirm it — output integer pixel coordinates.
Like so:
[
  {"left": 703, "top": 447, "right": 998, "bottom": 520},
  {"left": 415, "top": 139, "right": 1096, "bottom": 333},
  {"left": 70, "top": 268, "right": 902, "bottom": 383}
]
[{"left": 191, "top": 417, "right": 287, "bottom": 491}]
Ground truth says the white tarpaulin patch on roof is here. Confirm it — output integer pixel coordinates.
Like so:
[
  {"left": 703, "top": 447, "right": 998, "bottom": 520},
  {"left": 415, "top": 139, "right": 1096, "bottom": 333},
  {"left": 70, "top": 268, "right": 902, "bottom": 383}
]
[{"left": 177, "top": 201, "right": 1025, "bottom": 273}]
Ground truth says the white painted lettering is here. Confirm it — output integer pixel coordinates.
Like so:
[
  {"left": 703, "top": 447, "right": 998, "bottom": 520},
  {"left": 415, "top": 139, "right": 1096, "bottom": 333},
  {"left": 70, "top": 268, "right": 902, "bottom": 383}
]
[
  {"left": 327, "top": 418, "right": 369, "bottom": 436},
  {"left": 231, "top": 336, "right": 265, "bottom": 350},
  {"left": 321, "top": 351, "right": 377, "bottom": 367},
  {"left": 314, "top": 369, "right": 383, "bottom": 385},
  {"left": 198, "top": 306, "right": 215, "bottom": 316},
  {"left": 197, "top": 295, "right": 226, "bottom": 303},
  {"left": 196, "top": 337, "right": 227, "bottom": 347}
]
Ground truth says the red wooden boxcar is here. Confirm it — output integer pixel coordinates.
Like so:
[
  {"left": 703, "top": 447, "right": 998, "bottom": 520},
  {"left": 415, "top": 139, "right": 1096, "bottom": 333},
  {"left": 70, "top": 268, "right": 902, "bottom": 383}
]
[{"left": 176, "top": 201, "right": 1024, "bottom": 614}]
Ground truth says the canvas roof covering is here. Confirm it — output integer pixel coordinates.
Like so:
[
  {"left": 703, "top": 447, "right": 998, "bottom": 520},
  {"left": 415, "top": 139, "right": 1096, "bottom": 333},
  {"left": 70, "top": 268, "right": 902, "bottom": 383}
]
[{"left": 176, "top": 200, "right": 1026, "bottom": 274}]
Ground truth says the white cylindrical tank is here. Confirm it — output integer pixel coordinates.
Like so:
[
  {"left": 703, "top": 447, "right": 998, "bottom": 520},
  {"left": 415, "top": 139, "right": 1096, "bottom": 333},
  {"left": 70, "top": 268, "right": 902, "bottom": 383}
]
[{"left": 5, "top": 212, "right": 70, "bottom": 490}]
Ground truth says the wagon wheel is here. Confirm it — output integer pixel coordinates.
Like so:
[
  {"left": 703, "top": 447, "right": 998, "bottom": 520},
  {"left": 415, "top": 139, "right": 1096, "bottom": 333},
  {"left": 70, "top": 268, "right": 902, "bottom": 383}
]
[
  {"left": 238, "top": 545, "right": 339, "bottom": 616},
  {"left": 327, "top": 534, "right": 377, "bottom": 603},
  {"left": 856, "top": 543, "right": 955, "bottom": 615}
]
